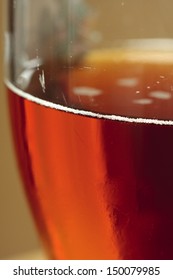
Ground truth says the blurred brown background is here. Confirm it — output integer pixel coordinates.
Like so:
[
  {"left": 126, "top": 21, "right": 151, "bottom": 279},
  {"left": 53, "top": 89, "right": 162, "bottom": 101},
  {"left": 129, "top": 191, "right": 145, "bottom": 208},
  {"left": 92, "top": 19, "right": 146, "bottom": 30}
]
[{"left": 0, "top": 0, "right": 40, "bottom": 259}]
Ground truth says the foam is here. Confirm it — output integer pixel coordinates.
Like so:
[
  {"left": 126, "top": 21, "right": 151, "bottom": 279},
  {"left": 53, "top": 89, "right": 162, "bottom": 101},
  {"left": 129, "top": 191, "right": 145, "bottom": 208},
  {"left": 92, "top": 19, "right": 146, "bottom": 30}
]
[{"left": 6, "top": 79, "right": 173, "bottom": 126}]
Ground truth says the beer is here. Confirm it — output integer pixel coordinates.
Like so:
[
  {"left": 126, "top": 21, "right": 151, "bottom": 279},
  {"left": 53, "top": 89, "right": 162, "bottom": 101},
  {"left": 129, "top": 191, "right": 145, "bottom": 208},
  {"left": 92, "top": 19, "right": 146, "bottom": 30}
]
[{"left": 7, "top": 49, "right": 173, "bottom": 259}]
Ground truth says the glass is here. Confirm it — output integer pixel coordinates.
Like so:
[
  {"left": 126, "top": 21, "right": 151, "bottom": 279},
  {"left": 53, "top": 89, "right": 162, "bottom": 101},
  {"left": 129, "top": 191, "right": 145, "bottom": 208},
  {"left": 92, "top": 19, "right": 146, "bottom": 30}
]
[{"left": 5, "top": 0, "right": 173, "bottom": 259}]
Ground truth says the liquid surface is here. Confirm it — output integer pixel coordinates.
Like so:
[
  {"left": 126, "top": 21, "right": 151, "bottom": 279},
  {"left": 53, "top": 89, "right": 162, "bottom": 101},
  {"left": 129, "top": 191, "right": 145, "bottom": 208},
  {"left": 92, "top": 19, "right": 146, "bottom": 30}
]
[
  {"left": 15, "top": 48, "right": 173, "bottom": 121},
  {"left": 7, "top": 49, "right": 173, "bottom": 259}
]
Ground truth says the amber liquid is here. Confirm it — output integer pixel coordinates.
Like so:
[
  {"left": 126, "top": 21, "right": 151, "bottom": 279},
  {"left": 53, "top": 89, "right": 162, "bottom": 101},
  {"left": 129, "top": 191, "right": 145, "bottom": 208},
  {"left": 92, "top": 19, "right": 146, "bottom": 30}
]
[{"left": 7, "top": 49, "right": 173, "bottom": 259}]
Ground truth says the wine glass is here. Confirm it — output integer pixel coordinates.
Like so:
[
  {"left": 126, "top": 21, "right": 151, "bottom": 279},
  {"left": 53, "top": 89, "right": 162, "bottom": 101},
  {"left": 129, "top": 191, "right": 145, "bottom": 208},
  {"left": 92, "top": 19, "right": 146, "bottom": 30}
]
[{"left": 5, "top": 0, "right": 173, "bottom": 260}]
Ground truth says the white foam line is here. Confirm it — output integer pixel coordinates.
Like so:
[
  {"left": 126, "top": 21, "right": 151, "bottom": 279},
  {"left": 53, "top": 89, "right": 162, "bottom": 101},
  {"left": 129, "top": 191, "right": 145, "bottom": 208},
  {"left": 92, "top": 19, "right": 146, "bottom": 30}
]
[{"left": 5, "top": 79, "right": 173, "bottom": 126}]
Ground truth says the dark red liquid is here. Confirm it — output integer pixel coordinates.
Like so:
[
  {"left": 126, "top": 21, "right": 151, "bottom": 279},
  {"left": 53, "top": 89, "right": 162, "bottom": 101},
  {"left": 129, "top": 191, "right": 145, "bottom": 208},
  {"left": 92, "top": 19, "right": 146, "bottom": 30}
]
[{"left": 7, "top": 50, "right": 173, "bottom": 259}]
